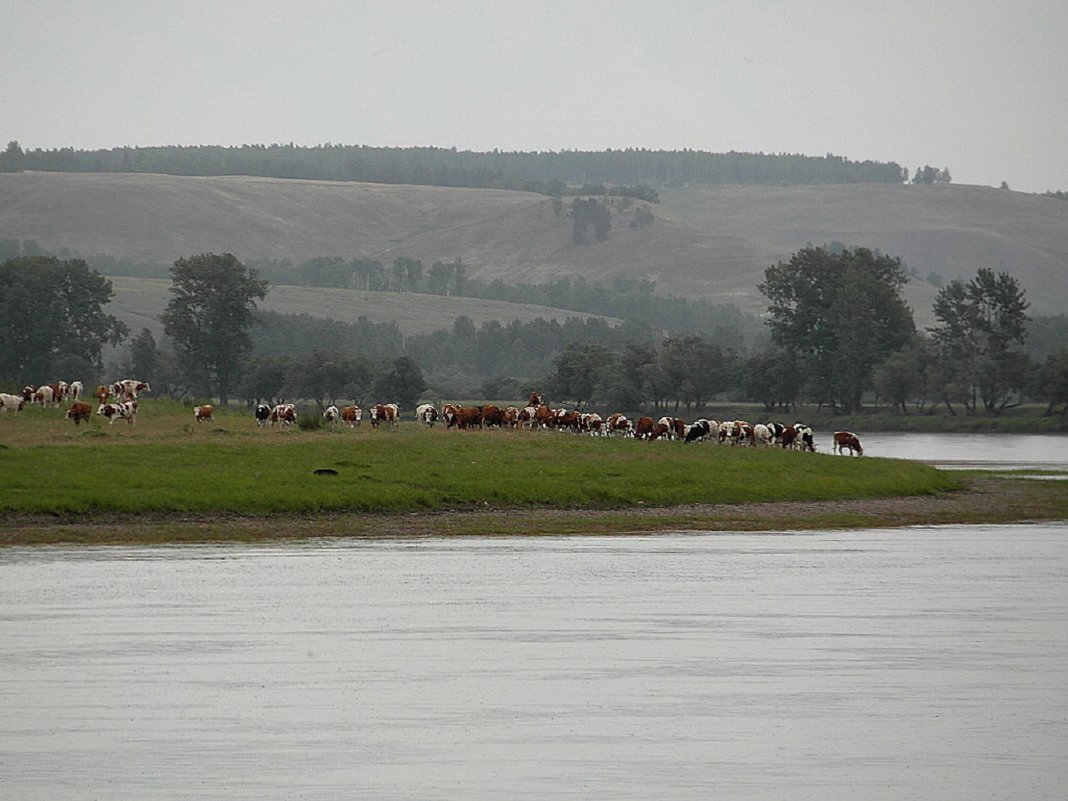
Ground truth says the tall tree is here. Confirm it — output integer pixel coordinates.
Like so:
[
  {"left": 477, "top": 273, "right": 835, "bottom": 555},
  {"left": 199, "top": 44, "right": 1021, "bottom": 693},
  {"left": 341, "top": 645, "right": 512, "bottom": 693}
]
[
  {"left": 759, "top": 246, "right": 914, "bottom": 413},
  {"left": 0, "top": 256, "right": 127, "bottom": 383},
  {"left": 161, "top": 252, "right": 268, "bottom": 404},
  {"left": 929, "top": 268, "right": 1030, "bottom": 414},
  {"left": 373, "top": 356, "right": 427, "bottom": 409}
]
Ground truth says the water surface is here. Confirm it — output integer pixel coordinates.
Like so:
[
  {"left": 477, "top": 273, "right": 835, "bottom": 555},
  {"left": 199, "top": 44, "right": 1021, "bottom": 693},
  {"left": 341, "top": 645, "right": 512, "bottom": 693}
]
[{"left": 2, "top": 525, "right": 1066, "bottom": 800}]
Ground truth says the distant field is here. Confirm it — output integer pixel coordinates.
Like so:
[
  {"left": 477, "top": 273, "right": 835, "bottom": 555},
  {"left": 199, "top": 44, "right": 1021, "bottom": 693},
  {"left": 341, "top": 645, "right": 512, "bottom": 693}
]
[
  {"left": 105, "top": 276, "right": 622, "bottom": 338},
  {"left": 4, "top": 171, "right": 1066, "bottom": 321}
]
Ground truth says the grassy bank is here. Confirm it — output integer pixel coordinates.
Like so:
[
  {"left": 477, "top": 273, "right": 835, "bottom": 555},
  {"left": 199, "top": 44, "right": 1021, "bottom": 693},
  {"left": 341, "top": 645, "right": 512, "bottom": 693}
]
[{"left": 2, "top": 400, "right": 1065, "bottom": 545}]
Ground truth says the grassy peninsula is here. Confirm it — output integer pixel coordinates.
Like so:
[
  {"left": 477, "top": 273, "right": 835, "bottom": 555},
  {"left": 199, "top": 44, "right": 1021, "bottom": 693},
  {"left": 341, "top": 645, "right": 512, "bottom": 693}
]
[{"left": 2, "top": 401, "right": 1066, "bottom": 545}]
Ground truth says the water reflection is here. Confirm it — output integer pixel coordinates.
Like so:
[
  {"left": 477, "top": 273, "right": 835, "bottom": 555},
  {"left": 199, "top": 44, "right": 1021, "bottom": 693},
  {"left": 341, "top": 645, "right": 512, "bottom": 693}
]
[
  {"left": 2, "top": 525, "right": 1067, "bottom": 800},
  {"left": 817, "top": 431, "right": 1068, "bottom": 472}
]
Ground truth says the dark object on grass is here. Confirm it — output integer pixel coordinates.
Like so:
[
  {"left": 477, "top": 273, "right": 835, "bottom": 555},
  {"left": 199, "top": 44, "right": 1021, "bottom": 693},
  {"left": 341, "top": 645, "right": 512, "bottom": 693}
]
[{"left": 313, "top": 468, "right": 339, "bottom": 476}]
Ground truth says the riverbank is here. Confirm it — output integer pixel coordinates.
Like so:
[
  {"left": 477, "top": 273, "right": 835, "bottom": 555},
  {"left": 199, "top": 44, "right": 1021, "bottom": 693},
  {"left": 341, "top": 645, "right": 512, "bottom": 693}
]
[{"left": 4, "top": 476, "right": 1066, "bottom": 545}]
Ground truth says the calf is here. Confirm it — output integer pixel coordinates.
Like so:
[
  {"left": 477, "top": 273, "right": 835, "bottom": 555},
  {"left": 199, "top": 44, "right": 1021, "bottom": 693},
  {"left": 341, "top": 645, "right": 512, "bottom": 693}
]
[
  {"left": 833, "top": 431, "right": 863, "bottom": 456},
  {"left": 194, "top": 404, "right": 215, "bottom": 423},
  {"left": 65, "top": 401, "right": 93, "bottom": 425}
]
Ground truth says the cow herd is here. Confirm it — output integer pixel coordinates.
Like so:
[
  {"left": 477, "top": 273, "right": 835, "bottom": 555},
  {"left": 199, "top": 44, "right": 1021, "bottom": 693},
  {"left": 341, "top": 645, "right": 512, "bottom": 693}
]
[{"left": 4, "top": 381, "right": 865, "bottom": 456}]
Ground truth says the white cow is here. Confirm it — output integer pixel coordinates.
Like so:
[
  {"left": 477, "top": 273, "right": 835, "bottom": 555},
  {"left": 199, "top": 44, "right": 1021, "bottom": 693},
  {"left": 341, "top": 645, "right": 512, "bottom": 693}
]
[
  {"left": 323, "top": 405, "right": 340, "bottom": 424},
  {"left": 0, "top": 392, "right": 25, "bottom": 412},
  {"left": 415, "top": 403, "right": 438, "bottom": 427}
]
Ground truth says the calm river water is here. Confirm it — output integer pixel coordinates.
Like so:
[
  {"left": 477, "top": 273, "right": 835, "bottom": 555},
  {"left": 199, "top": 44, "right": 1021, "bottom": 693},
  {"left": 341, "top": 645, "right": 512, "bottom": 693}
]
[{"left": 2, "top": 523, "right": 1067, "bottom": 800}]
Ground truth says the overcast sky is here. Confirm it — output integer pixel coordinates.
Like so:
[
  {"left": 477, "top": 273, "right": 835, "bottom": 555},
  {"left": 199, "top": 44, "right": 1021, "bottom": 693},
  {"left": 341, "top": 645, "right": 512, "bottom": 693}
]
[{"left": 3, "top": 1, "right": 1066, "bottom": 193}]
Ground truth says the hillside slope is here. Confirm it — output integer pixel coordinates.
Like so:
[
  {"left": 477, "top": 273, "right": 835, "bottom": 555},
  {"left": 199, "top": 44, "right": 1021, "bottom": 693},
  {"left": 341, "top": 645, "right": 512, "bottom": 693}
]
[
  {"left": 105, "top": 277, "right": 622, "bottom": 340},
  {"left": 2, "top": 171, "right": 1066, "bottom": 325}
]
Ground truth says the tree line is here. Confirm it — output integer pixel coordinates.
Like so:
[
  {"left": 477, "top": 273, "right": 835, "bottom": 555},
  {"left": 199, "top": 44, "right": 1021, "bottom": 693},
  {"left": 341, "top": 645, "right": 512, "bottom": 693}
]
[
  {"left": 5, "top": 249, "right": 1068, "bottom": 417},
  {"left": 2, "top": 140, "right": 909, "bottom": 189}
]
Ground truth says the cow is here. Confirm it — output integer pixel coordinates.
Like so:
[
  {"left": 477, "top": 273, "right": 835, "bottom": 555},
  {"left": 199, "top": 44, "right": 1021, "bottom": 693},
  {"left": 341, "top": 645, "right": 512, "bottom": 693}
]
[
  {"left": 194, "top": 404, "right": 215, "bottom": 423},
  {"left": 50, "top": 382, "right": 68, "bottom": 404},
  {"left": 416, "top": 403, "right": 438, "bottom": 428},
  {"left": 323, "top": 405, "right": 340, "bottom": 424},
  {"left": 369, "top": 403, "right": 399, "bottom": 429},
  {"left": 554, "top": 409, "right": 582, "bottom": 433},
  {"left": 268, "top": 403, "right": 297, "bottom": 427},
  {"left": 254, "top": 403, "right": 271, "bottom": 427},
  {"left": 516, "top": 405, "right": 537, "bottom": 429},
  {"left": 605, "top": 412, "right": 632, "bottom": 437},
  {"left": 97, "top": 400, "right": 137, "bottom": 425},
  {"left": 68, "top": 381, "right": 83, "bottom": 402},
  {"left": 833, "top": 431, "right": 863, "bottom": 456},
  {"left": 501, "top": 406, "right": 520, "bottom": 428},
  {"left": 33, "top": 385, "right": 55, "bottom": 407},
  {"left": 95, "top": 384, "right": 111, "bottom": 404},
  {"left": 452, "top": 406, "right": 482, "bottom": 430},
  {"left": 442, "top": 403, "right": 460, "bottom": 429},
  {"left": 580, "top": 412, "right": 604, "bottom": 436},
  {"left": 751, "top": 423, "right": 771, "bottom": 447},
  {"left": 112, "top": 379, "right": 151, "bottom": 401},
  {"left": 684, "top": 418, "right": 711, "bottom": 443},
  {"left": 780, "top": 424, "right": 799, "bottom": 450},
  {"left": 480, "top": 404, "right": 504, "bottom": 428},
  {"left": 21, "top": 385, "right": 35, "bottom": 403},
  {"left": 533, "top": 404, "right": 555, "bottom": 430},
  {"left": 65, "top": 401, "right": 93, "bottom": 425},
  {"left": 634, "top": 415, "right": 655, "bottom": 440},
  {"left": 528, "top": 391, "right": 544, "bottom": 408},
  {"left": 341, "top": 405, "right": 362, "bottom": 428},
  {"left": 0, "top": 393, "right": 25, "bottom": 412}
]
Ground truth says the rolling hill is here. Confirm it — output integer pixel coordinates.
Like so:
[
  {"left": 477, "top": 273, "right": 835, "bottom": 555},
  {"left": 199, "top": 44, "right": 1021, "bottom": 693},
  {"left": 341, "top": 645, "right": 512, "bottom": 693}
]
[{"left": 2, "top": 171, "right": 1066, "bottom": 333}]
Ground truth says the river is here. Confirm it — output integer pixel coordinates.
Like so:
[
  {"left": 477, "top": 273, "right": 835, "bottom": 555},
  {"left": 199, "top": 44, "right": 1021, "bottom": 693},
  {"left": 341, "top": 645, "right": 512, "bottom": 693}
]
[{"left": 2, "top": 524, "right": 1067, "bottom": 800}]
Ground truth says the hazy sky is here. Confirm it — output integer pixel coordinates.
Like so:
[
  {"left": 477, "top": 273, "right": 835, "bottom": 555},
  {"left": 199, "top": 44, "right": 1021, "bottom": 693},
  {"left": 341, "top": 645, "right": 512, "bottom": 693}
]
[{"left": 4, "top": 1, "right": 1066, "bottom": 192}]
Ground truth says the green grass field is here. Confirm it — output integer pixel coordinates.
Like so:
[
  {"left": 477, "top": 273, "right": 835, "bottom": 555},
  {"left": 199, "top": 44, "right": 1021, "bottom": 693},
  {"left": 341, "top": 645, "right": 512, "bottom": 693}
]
[{"left": 0, "top": 400, "right": 961, "bottom": 518}]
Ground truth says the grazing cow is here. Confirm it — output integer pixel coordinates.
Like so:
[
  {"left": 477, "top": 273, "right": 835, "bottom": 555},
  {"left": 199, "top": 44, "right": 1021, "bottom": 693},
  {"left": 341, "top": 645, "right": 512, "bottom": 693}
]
[
  {"left": 780, "top": 425, "right": 798, "bottom": 449},
  {"left": 480, "top": 404, "right": 504, "bottom": 428},
  {"left": 833, "top": 431, "right": 863, "bottom": 456},
  {"left": 634, "top": 415, "right": 655, "bottom": 440},
  {"left": 800, "top": 427, "right": 816, "bottom": 452},
  {"left": 269, "top": 403, "right": 297, "bottom": 427},
  {"left": 369, "top": 403, "right": 399, "bottom": 429},
  {"left": 416, "top": 403, "right": 439, "bottom": 428},
  {"left": 341, "top": 405, "right": 362, "bottom": 428},
  {"left": 33, "top": 385, "right": 55, "bottom": 407},
  {"left": 753, "top": 423, "right": 774, "bottom": 447},
  {"left": 68, "top": 380, "right": 83, "bottom": 402},
  {"left": 254, "top": 403, "right": 271, "bottom": 427},
  {"left": 97, "top": 400, "right": 137, "bottom": 425},
  {"left": 65, "top": 401, "right": 94, "bottom": 425},
  {"left": 323, "top": 405, "right": 340, "bottom": 424},
  {"left": 0, "top": 392, "right": 25, "bottom": 412},
  {"left": 684, "top": 418, "right": 711, "bottom": 443},
  {"left": 580, "top": 412, "right": 604, "bottom": 435},
  {"left": 605, "top": 412, "right": 632, "bottom": 437},
  {"left": 194, "top": 404, "right": 215, "bottom": 423},
  {"left": 112, "top": 379, "right": 151, "bottom": 401}
]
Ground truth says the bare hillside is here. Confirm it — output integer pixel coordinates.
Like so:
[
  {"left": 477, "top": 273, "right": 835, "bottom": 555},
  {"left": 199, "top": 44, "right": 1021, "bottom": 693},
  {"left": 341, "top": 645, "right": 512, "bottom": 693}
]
[{"left": 2, "top": 171, "right": 1066, "bottom": 326}]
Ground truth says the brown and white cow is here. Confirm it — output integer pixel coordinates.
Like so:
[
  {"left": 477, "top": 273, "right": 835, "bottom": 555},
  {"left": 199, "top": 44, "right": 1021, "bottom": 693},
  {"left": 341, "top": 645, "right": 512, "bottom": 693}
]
[
  {"left": 33, "top": 385, "right": 55, "bottom": 407},
  {"left": 68, "top": 380, "right": 83, "bottom": 403},
  {"left": 112, "top": 379, "right": 151, "bottom": 401},
  {"left": 527, "top": 391, "right": 544, "bottom": 408},
  {"left": 833, "top": 431, "right": 863, "bottom": 456},
  {"left": 97, "top": 400, "right": 137, "bottom": 425},
  {"left": 369, "top": 403, "right": 399, "bottom": 429},
  {"left": 341, "top": 405, "right": 362, "bottom": 428},
  {"left": 65, "top": 401, "right": 94, "bottom": 425},
  {"left": 605, "top": 412, "right": 632, "bottom": 437},
  {"left": 323, "top": 405, "right": 340, "bottom": 424},
  {"left": 269, "top": 403, "right": 297, "bottom": 427},
  {"left": 501, "top": 406, "right": 520, "bottom": 428},
  {"left": 634, "top": 415, "right": 656, "bottom": 440},
  {"left": 533, "top": 404, "right": 555, "bottom": 430},
  {"left": 194, "top": 404, "right": 215, "bottom": 423}
]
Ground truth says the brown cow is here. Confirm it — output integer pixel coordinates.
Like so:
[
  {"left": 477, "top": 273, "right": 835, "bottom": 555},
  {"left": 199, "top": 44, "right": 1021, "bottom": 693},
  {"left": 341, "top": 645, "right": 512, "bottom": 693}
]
[
  {"left": 453, "top": 406, "right": 482, "bottom": 430},
  {"left": 527, "top": 391, "right": 544, "bottom": 408},
  {"left": 194, "top": 404, "right": 214, "bottom": 423},
  {"left": 65, "top": 401, "right": 94, "bottom": 424},
  {"left": 480, "top": 405, "right": 504, "bottom": 428},
  {"left": 634, "top": 416, "right": 655, "bottom": 440},
  {"left": 533, "top": 404, "right": 555, "bottom": 430},
  {"left": 341, "top": 405, "right": 362, "bottom": 428},
  {"left": 833, "top": 431, "right": 863, "bottom": 456}
]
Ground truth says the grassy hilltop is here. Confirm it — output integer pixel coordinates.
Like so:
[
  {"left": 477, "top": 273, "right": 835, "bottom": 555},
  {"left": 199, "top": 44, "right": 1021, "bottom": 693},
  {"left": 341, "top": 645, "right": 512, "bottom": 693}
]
[{"left": 3, "top": 172, "right": 1067, "bottom": 333}]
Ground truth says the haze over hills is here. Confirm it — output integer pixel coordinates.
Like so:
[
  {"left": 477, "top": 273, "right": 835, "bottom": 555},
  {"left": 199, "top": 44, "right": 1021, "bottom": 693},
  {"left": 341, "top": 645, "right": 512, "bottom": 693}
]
[{"left": 2, "top": 171, "right": 1066, "bottom": 333}]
